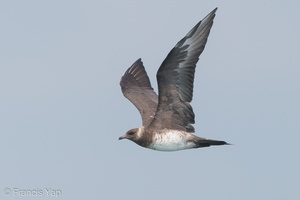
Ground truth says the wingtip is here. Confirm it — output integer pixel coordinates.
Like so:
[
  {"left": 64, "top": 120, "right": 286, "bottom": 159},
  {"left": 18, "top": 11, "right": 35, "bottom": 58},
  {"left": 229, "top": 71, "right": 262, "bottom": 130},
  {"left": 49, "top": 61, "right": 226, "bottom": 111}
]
[
  {"left": 206, "top": 7, "right": 217, "bottom": 17},
  {"left": 211, "top": 7, "right": 218, "bottom": 15},
  {"left": 124, "top": 58, "right": 143, "bottom": 74}
]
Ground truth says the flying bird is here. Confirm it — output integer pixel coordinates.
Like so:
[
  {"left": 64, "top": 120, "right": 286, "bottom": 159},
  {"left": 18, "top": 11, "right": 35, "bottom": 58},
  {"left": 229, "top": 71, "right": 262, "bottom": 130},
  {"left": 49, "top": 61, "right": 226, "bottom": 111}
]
[{"left": 119, "top": 8, "right": 229, "bottom": 151}]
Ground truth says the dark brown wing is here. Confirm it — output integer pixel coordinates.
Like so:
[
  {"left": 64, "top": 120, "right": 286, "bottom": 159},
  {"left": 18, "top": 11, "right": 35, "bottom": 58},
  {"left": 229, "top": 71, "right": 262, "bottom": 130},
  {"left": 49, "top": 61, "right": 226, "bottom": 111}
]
[
  {"left": 150, "top": 8, "right": 217, "bottom": 132},
  {"left": 120, "top": 58, "right": 158, "bottom": 127}
]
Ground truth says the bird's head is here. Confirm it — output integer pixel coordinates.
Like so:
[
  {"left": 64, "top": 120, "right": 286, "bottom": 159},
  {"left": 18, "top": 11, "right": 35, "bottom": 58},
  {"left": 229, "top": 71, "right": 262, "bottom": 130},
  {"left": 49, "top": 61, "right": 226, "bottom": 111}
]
[{"left": 119, "top": 128, "right": 140, "bottom": 142}]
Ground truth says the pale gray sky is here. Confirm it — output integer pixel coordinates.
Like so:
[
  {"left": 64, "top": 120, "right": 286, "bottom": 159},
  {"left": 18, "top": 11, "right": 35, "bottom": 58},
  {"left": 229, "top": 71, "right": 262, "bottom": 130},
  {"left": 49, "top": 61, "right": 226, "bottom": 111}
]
[{"left": 1, "top": 0, "right": 299, "bottom": 199}]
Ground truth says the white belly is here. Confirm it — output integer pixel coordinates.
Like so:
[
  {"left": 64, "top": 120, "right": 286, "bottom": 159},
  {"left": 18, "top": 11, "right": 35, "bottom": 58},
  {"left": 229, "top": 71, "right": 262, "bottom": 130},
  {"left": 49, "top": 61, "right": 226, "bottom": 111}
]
[{"left": 150, "top": 131, "right": 195, "bottom": 151}]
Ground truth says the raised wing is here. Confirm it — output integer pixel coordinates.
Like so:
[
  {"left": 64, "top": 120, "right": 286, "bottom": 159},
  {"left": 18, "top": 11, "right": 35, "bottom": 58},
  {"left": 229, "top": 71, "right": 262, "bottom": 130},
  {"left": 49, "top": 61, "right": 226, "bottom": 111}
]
[
  {"left": 150, "top": 8, "right": 217, "bottom": 132},
  {"left": 120, "top": 58, "right": 158, "bottom": 127}
]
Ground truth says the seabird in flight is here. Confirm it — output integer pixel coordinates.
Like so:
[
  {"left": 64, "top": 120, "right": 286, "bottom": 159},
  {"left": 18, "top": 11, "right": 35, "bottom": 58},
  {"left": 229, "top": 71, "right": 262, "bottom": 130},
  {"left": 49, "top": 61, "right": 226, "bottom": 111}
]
[{"left": 119, "top": 8, "right": 229, "bottom": 151}]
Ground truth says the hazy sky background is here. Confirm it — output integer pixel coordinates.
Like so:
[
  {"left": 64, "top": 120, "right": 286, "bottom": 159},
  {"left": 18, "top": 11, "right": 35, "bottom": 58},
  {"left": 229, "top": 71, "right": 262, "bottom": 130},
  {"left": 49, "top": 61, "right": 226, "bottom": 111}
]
[{"left": 1, "top": 0, "right": 299, "bottom": 199}]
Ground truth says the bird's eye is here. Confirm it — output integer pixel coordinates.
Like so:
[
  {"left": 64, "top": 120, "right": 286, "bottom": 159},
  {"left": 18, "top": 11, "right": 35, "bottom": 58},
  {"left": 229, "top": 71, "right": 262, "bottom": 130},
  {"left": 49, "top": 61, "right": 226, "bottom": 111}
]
[{"left": 128, "top": 132, "right": 135, "bottom": 135}]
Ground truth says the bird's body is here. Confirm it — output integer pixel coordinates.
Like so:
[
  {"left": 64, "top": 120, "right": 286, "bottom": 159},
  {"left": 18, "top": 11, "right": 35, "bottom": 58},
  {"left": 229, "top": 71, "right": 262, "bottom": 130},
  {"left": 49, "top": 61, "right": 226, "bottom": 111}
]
[
  {"left": 150, "top": 130, "right": 199, "bottom": 151},
  {"left": 119, "top": 8, "right": 229, "bottom": 151},
  {"left": 120, "top": 127, "right": 227, "bottom": 151}
]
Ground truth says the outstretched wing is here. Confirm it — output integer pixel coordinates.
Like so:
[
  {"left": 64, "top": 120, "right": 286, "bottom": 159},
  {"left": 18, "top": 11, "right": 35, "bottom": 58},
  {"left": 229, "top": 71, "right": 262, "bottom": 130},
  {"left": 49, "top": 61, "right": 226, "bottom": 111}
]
[
  {"left": 150, "top": 8, "right": 217, "bottom": 132},
  {"left": 120, "top": 58, "right": 158, "bottom": 127}
]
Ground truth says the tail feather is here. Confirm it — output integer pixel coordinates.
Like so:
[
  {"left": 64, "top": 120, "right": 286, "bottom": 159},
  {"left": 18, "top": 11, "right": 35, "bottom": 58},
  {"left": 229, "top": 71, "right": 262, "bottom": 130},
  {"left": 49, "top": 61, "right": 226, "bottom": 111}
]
[{"left": 195, "top": 139, "right": 230, "bottom": 148}]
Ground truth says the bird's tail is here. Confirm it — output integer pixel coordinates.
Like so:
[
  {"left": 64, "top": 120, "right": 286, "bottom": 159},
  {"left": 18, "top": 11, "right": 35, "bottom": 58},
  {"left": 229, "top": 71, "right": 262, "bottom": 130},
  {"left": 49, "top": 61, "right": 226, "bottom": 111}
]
[{"left": 195, "top": 139, "right": 230, "bottom": 148}]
